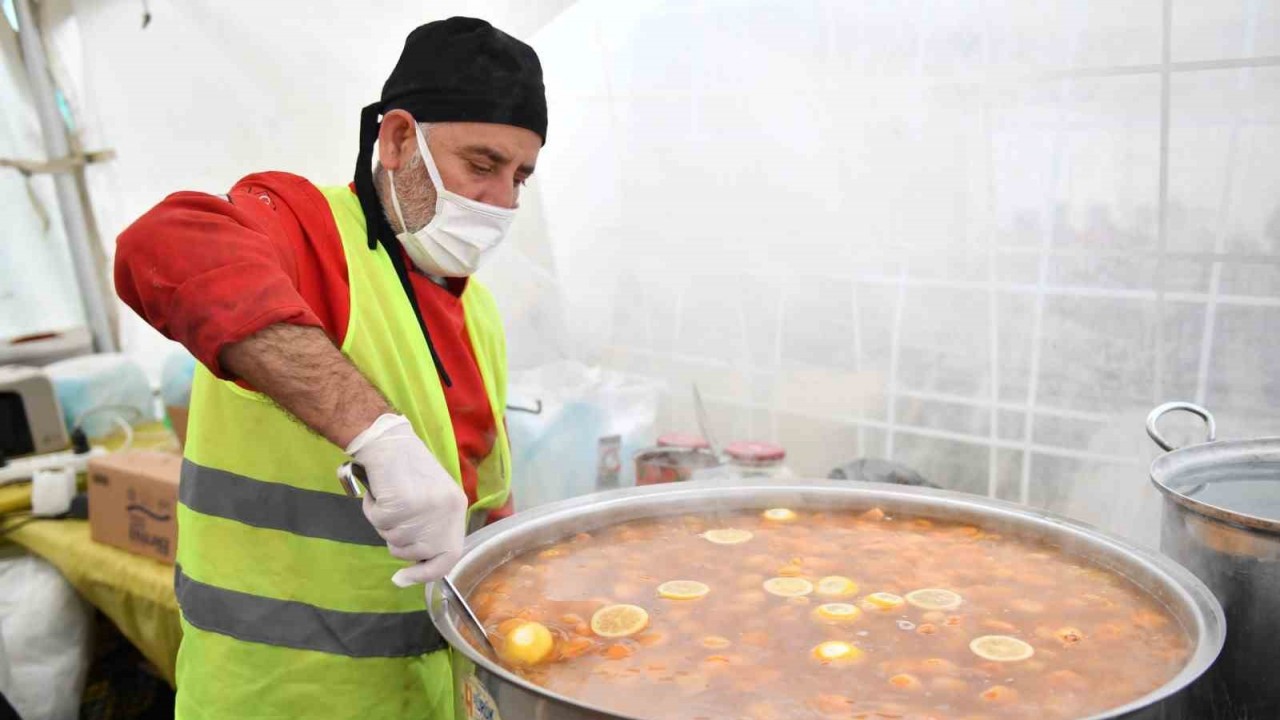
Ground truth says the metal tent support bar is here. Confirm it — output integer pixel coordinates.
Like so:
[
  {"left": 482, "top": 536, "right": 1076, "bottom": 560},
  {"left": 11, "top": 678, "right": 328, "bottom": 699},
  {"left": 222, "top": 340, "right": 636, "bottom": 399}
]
[{"left": 14, "top": 0, "right": 117, "bottom": 353}]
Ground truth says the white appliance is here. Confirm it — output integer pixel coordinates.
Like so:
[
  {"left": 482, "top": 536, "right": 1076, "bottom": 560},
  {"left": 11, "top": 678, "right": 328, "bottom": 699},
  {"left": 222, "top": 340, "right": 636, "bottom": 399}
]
[
  {"left": 0, "top": 365, "right": 68, "bottom": 458},
  {"left": 0, "top": 366, "right": 104, "bottom": 486}
]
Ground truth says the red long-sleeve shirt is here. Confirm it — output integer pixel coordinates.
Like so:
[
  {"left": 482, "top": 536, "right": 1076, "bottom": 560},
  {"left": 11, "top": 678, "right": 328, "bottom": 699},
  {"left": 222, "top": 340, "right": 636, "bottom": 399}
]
[{"left": 115, "top": 171, "right": 510, "bottom": 521}]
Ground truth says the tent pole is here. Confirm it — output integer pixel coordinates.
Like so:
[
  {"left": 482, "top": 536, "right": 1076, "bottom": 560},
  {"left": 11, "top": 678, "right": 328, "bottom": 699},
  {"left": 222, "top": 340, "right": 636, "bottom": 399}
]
[{"left": 14, "top": 0, "right": 118, "bottom": 353}]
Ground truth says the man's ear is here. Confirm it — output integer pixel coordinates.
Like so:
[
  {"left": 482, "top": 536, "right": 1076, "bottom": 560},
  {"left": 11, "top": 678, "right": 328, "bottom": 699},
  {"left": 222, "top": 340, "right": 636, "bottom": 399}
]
[{"left": 377, "top": 110, "right": 418, "bottom": 171}]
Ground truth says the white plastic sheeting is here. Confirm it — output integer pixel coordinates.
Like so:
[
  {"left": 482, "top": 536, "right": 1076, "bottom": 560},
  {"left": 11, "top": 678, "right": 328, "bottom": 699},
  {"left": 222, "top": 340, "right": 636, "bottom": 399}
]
[
  {"left": 6, "top": 1, "right": 1279, "bottom": 546},
  {"left": 0, "top": 14, "right": 84, "bottom": 340},
  {"left": 507, "top": 361, "right": 662, "bottom": 509},
  {"left": 526, "top": 0, "right": 1280, "bottom": 546},
  {"left": 0, "top": 552, "right": 93, "bottom": 720}
]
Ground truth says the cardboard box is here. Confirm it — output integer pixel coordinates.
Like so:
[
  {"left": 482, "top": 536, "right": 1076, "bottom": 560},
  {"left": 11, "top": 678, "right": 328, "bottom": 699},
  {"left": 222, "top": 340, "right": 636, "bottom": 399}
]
[{"left": 88, "top": 451, "right": 182, "bottom": 564}]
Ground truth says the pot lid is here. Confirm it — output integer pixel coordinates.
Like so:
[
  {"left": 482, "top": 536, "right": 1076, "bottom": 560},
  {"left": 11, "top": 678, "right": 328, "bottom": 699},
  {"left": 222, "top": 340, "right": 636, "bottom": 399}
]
[{"left": 1148, "top": 402, "right": 1280, "bottom": 534}]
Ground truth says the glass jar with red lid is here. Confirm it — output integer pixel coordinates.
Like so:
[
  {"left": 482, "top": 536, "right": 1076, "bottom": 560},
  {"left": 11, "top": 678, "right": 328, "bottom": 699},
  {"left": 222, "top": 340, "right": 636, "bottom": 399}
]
[{"left": 724, "top": 440, "right": 791, "bottom": 478}]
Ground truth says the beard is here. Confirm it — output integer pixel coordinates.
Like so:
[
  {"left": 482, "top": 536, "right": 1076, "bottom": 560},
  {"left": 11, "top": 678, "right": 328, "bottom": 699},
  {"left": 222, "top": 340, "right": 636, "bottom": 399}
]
[{"left": 375, "top": 149, "right": 437, "bottom": 234}]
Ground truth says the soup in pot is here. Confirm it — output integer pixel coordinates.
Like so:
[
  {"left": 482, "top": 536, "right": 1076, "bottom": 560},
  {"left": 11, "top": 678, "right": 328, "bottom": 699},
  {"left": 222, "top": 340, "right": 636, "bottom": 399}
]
[{"left": 468, "top": 507, "right": 1190, "bottom": 719}]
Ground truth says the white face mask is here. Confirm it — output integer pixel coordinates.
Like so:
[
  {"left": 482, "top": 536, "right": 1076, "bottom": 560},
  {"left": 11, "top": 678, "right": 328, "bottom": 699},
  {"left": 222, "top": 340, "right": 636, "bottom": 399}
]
[{"left": 387, "top": 123, "right": 516, "bottom": 277}]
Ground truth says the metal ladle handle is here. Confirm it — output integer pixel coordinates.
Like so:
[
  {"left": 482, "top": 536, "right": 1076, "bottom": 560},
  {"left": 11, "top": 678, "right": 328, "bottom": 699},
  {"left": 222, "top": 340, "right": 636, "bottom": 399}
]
[{"left": 1146, "top": 402, "right": 1217, "bottom": 452}]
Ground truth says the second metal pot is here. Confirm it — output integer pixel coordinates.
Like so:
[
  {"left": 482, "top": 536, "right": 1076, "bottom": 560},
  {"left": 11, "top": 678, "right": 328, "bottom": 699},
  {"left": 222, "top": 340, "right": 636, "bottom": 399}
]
[{"left": 1148, "top": 402, "right": 1280, "bottom": 718}]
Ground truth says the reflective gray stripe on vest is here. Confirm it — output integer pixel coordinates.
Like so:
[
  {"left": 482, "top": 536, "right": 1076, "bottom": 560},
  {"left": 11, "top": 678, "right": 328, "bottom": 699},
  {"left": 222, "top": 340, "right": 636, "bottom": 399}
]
[
  {"left": 175, "top": 565, "right": 444, "bottom": 658},
  {"left": 180, "top": 460, "right": 383, "bottom": 546}
]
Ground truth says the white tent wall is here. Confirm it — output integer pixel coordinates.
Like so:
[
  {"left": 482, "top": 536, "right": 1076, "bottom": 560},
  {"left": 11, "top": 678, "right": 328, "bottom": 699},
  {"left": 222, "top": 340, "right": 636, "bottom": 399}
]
[
  {"left": 528, "top": 0, "right": 1280, "bottom": 546},
  {"left": 36, "top": 0, "right": 575, "bottom": 378},
  {"left": 0, "top": 9, "right": 85, "bottom": 340}
]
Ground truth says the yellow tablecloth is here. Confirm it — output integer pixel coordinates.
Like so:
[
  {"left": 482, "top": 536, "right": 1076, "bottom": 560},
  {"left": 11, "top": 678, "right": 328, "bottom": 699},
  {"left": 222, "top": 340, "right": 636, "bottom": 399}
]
[
  {"left": 0, "top": 423, "right": 182, "bottom": 686},
  {"left": 0, "top": 481, "right": 36, "bottom": 515}
]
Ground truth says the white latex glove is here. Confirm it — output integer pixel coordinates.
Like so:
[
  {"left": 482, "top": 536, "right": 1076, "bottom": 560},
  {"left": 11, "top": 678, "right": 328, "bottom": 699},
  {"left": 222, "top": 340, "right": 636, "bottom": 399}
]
[{"left": 345, "top": 414, "right": 468, "bottom": 586}]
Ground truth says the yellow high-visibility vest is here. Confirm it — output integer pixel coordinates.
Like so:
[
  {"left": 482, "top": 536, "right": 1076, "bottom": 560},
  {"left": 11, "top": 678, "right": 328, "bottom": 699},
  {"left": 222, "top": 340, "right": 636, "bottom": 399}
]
[{"left": 174, "top": 184, "right": 509, "bottom": 719}]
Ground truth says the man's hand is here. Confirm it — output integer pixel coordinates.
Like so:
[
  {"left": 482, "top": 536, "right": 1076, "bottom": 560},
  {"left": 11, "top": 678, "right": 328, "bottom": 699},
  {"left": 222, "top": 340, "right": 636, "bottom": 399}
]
[{"left": 346, "top": 414, "right": 468, "bottom": 585}]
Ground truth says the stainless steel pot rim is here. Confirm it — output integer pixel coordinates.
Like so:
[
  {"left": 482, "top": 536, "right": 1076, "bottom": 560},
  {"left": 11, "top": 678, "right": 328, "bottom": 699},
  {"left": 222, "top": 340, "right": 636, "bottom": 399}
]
[
  {"left": 431, "top": 477, "right": 1225, "bottom": 720},
  {"left": 1149, "top": 437, "right": 1280, "bottom": 534},
  {"left": 1146, "top": 401, "right": 1280, "bottom": 533}
]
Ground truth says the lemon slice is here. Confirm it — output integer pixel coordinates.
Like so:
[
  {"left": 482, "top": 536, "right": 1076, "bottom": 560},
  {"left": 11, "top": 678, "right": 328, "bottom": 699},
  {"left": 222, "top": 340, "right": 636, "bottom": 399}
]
[
  {"left": 762, "top": 508, "right": 797, "bottom": 522},
  {"left": 969, "top": 635, "right": 1035, "bottom": 662},
  {"left": 905, "top": 588, "right": 963, "bottom": 611},
  {"left": 861, "top": 592, "right": 905, "bottom": 611},
  {"left": 813, "top": 602, "right": 862, "bottom": 623},
  {"left": 816, "top": 576, "right": 859, "bottom": 598},
  {"left": 658, "top": 580, "right": 711, "bottom": 600},
  {"left": 763, "top": 577, "right": 814, "bottom": 597},
  {"left": 702, "top": 528, "right": 754, "bottom": 545},
  {"left": 812, "top": 640, "right": 864, "bottom": 663},
  {"left": 498, "top": 621, "right": 554, "bottom": 666},
  {"left": 591, "top": 604, "right": 650, "bottom": 638}
]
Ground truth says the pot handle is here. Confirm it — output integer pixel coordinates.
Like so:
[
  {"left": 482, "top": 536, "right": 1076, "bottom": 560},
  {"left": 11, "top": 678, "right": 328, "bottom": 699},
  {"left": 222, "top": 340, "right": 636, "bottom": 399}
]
[{"left": 1146, "top": 402, "right": 1217, "bottom": 452}]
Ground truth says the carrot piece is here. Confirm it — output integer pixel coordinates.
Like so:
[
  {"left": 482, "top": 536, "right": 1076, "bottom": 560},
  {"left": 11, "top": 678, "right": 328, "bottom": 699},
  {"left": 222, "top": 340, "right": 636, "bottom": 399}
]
[
  {"left": 560, "top": 637, "right": 595, "bottom": 659},
  {"left": 919, "top": 657, "right": 955, "bottom": 674},
  {"left": 603, "top": 644, "right": 633, "bottom": 660},
  {"left": 702, "top": 635, "right": 732, "bottom": 649},
  {"left": 981, "top": 619, "right": 1018, "bottom": 633},
  {"left": 980, "top": 685, "right": 1018, "bottom": 703},
  {"left": 636, "top": 632, "right": 666, "bottom": 647},
  {"left": 888, "top": 674, "right": 922, "bottom": 691}
]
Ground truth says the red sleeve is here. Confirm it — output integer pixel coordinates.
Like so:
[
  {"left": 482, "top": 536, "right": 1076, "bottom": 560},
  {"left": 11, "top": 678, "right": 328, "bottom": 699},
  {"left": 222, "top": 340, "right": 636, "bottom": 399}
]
[{"left": 114, "top": 180, "right": 335, "bottom": 378}]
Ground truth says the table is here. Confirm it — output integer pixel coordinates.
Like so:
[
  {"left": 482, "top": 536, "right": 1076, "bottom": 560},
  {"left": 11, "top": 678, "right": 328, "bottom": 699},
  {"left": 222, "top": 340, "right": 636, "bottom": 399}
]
[{"left": 0, "top": 423, "right": 182, "bottom": 686}]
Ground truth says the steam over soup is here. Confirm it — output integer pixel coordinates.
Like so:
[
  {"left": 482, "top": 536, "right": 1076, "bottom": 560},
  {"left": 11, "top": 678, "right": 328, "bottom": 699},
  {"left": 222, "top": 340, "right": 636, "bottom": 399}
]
[{"left": 468, "top": 508, "right": 1190, "bottom": 719}]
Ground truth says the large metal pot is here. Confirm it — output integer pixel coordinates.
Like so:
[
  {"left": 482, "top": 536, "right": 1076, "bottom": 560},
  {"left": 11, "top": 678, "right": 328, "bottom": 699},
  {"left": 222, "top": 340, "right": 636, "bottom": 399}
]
[
  {"left": 1147, "top": 402, "right": 1280, "bottom": 718},
  {"left": 430, "top": 478, "right": 1224, "bottom": 720}
]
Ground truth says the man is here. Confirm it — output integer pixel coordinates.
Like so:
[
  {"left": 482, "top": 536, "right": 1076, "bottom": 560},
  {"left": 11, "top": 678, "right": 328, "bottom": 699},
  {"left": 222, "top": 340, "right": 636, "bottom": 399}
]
[{"left": 114, "top": 18, "right": 546, "bottom": 719}]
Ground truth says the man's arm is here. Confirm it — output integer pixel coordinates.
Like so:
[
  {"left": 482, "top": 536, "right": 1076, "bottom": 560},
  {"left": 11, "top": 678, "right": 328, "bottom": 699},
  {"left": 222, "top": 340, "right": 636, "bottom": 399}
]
[{"left": 219, "top": 323, "right": 391, "bottom": 448}]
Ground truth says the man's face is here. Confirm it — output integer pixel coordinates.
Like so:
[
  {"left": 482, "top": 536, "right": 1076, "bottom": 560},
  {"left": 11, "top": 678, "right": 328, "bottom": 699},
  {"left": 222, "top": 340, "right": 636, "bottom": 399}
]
[
  {"left": 427, "top": 121, "right": 541, "bottom": 209},
  {"left": 376, "top": 112, "right": 541, "bottom": 234}
]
